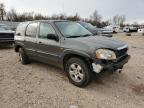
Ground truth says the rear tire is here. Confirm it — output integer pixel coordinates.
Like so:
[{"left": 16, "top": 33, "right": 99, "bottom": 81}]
[
  {"left": 19, "top": 48, "right": 30, "bottom": 65},
  {"left": 65, "top": 57, "right": 92, "bottom": 87}
]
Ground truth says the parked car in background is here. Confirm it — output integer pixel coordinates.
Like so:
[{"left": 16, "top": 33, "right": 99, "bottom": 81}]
[
  {"left": 0, "top": 21, "right": 19, "bottom": 31},
  {"left": 123, "top": 26, "right": 138, "bottom": 33},
  {"left": 113, "top": 26, "right": 120, "bottom": 33},
  {"left": 14, "top": 20, "right": 130, "bottom": 87},
  {"left": 100, "top": 28, "right": 113, "bottom": 37},
  {"left": 78, "top": 21, "right": 113, "bottom": 37},
  {"left": 105, "top": 25, "right": 120, "bottom": 33},
  {"left": 0, "top": 24, "right": 15, "bottom": 45}
]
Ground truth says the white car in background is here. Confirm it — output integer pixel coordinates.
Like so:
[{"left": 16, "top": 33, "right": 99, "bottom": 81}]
[
  {"left": 123, "top": 26, "right": 138, "bottom": 33},
  {"left": 105, "top": 25, "right": 120, "bottom": 33}
]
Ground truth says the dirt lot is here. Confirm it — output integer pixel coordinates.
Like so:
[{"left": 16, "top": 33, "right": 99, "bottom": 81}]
[{"left": 0, "top": 34, "right": 144, "bottom": 108}]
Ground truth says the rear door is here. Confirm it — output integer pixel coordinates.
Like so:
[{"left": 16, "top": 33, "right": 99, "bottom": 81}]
[
  {"left": 24, "top": 22, "right": 38, "bottom": 57},
  {"left": 35, "top": 22, "right": 61, "bottom": 64}
]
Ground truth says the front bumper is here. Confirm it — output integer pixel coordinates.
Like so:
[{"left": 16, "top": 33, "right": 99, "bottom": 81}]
[
  {"left": 0, "top": 39, "right": 14, "bottom": 44},
  {"left": 92, "top": 54, "right": 130, "bottom": 73}
]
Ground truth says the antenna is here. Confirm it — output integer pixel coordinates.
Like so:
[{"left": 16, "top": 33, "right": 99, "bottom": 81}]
[{"left": 62, "top": 0, "right": 64, "bottom": 14}]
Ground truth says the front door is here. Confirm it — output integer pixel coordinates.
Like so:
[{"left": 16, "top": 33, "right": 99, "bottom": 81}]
[{"left": 35, "top": 22, "right": 62, "bottom": 65}]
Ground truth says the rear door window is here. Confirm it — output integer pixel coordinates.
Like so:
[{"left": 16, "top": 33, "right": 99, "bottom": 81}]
[{"left": 26, "top": 23, "right": 38, "bottom": 37}]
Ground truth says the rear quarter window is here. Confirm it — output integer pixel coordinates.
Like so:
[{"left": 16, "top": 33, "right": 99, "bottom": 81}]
[
  {"left": 25, "top": 23, "right": 38, "bottom": 37},
  {"left": 16, "top": 23, "right": 28, "bottom": 36}
]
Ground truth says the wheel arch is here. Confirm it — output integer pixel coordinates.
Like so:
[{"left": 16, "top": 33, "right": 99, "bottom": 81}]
[
  {"left": 14, "top": 42, "right": 25, "bottom": 52},
  {"left": 15, "top": 45, "right": 22, "bottom": 52},
  {"left": 62, "top": 51, "right": 93, "bottom": 71}
]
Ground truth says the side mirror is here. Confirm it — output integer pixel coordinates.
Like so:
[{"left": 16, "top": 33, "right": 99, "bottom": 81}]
[{"left": 47, "top": 34, "right": 59, "bottom": 41}]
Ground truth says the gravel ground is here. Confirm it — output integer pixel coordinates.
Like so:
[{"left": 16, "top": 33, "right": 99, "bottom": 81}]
[{"left": 0, "top": 34, "right": 144, "bottom": 108}]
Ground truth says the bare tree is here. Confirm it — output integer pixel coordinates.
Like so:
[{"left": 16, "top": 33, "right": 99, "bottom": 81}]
[
  {"left": 34, "top": 13, "right": 48, "bottom": 20},
  {"left": 67, "top": 13, "right": 80, "bottom": 21},
  {"left": 113, "top": 15, "right": 126, "bottom": 26},
  {"left": 133, "top": 21, "right": 138, "bottom": 25},
  {"left": 90, "top": 10, "right": 102, "bottom": 22},
  {"left": 6, "top": 9, "right": 18, "bottom": 21},
  {"left": 132, "top": 21, "right": 139, "bottom": 28},
  {"left": 0, "top": 3, "right": 6, "bottom": 20}
]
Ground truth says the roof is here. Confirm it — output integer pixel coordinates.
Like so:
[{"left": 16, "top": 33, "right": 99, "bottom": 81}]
[
  {"left": 21, "top": 20, "right": 69, "bottom": 23},
  {"left": 36, "top": 20, "right": 69, "bottom": 22}
]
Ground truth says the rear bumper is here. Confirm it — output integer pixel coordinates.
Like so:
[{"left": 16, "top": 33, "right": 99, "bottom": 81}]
[{"left": 92, "top": 54, "right": 130, "bottom": 73}]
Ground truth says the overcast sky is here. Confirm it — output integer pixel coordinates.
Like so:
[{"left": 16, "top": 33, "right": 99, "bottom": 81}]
[{"left": 2, "top": 0, "right": 144, "bottom": 24}]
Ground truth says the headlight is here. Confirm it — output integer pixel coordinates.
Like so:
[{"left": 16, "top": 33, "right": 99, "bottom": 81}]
[{"left": 96, "top": 49, "right": 116, "bottom": 60}]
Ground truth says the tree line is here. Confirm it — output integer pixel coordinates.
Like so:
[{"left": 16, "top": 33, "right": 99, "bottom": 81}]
[{"left": 0, "top": 3, "right": 127, "bottom": 28}]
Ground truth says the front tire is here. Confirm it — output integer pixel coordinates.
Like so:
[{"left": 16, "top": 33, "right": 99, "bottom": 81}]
[
  {"left": 19, "top": 48, "right": 30, "bottom": 65},
  {"left": 65, "top": 57, "right": 92, "bottom": 87}
]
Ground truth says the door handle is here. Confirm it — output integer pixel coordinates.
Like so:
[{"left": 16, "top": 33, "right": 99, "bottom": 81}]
[{"left": 39, "top": 41, "right": 42, "bottom": 44}]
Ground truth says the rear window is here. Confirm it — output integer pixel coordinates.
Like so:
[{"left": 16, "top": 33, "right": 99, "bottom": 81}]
[{"left": 25, "top": 23, "right": 38, "bottom": 37}]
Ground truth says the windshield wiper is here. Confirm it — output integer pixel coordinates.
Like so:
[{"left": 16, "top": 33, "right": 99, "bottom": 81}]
[
  {"left": 81, "top": 34, "right": 91, "bottom": 37},
  {"left": 66, "top": 36, "right": 81, "bottom": 38},
  {"left": 66, "top": 34, "right": 91, "bottom": 38}
]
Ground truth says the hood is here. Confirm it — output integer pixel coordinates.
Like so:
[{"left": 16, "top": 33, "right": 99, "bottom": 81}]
[
  {"left": 65, "top": 36, "right": 127, "bottom": 51},
  {"left": 0, "top": 30, "right": 15, "bottom": 34}
]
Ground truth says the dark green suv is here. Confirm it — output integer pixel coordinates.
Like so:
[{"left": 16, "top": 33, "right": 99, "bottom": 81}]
[{"left": 14, "top": 20, "right": 130, "bottom": 87}]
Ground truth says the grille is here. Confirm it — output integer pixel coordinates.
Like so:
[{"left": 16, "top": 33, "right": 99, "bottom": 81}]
[
  {"left": 115, "top": 48, "right": 128, "bottom": 57},
  {"left": 0, "top": 33, "right": 14, "bottom": 39}
]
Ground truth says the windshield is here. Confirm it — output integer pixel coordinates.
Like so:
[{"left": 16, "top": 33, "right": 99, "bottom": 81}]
[
  {"left": 55, "top": 22, "right": 92, "bottom": 38},
  {"left": 0, "top": 25, "right": 11, "bottom": 31},
  {"left": 79, "top": 22, "right": 96, "bottom": 29}
]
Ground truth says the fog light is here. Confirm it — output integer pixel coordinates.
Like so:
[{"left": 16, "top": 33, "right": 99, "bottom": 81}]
[{"left": 92, "top": 63, "right": 103, "bottom": 73}]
